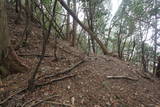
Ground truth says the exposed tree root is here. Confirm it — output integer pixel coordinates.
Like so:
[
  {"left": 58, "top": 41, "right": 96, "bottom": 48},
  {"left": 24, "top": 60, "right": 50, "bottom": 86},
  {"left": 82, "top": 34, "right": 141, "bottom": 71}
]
[
  {"left": 18, "top": 54, "right": 53, "bottom": 58},
  {"left": 58, "top": 45, "right": 84, "bottom": 58},
  {"left": 135, "top": 70, "right": 154, "bottom": 82},
  {"left": 39, "top": 60, "right": 85, "bottom": 80},
  {"left": 22, "top": 94, "right": 59, "bottom": 107},
  {"left": 107, "top": 76, "right": 138, "bottom": 81},
  {"left": 3, "top": 47, "right": 29, "bottom": 74},
  {"left": 40, "top": 101, "right": 72, "bottom": 107},
  {"left": 0, "top": 74, "right": 75, "bottom": 105},
  {"left": 0, "top": 87, "right": 27, "bottom": 105},
  {"left": 37, "top": 74, "right": 76, "bottom": 87}
]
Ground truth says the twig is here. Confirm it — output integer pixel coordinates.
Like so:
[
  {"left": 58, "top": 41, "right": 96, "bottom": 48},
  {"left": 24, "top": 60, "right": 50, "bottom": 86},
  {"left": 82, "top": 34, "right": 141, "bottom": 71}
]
[
  {"left": 37, "top": 74, "right": 76, "bottom": 87},
  {"left": 0, "top": 87, "right": 27, "bottom": 105},
  {"left": 107, "top": 76, "right": 138, "bottom": 81},
  {"left": 58, "top": 46, "right": 82, "bottom": 58},
  {"left": 135, "top": 70, "right": 154, "bottom": 82},
  {"left": 18, "top": 54, "right": 53, "bottom": 58},
  {"left": 29, "top": 95, "right": 59, "bottom": 107},
  {"left": 39, "top": 60, "right": 84, "bottom": 80},
  {"left": 43, "top": 101, "right": 72, "bottom": 107}
]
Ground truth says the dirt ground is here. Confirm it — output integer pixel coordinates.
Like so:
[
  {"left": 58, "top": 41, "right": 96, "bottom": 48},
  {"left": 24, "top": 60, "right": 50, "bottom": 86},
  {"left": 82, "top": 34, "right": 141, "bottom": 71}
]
[{"left": 0, "top": 6, "right": 160, "bottom": 107}]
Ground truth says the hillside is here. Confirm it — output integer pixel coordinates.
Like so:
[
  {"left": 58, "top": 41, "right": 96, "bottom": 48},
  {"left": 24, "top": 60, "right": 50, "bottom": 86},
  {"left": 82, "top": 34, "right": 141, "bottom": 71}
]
[{"left": 1, "top": 5, "right": 160, "bottom": 107}]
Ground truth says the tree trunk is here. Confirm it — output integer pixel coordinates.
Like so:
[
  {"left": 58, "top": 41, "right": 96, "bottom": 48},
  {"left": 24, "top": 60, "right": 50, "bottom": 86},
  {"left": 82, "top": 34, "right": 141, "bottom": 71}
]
[
  {"left": 88, "top": 1, "right": 95, "bottom": 53},
  {"left": 23, "top": 0, "right": 31, "bottom": 43},
  {"left": 0, "top": 0, "right": 9, "bottom": 91},
  {"left": 141, "top": 41, "right": 147, "bottom": 72},
  {"left": 153, "top": 0, "right": 158, "bottom": 76},
  {"left": 71, "top": 0, "right": 77, "bottom": 47},
  {"left": 0, "top": 0, "right": 28, "bottom": 78},
  {"left": 66, "top": 0, "right": 70, "bottom": 40},
  {"left": 58, "top": 0, "right": 108, "bottom": 55},
  {"left": 15, "top": 0, "right": 22, "bottom": 24},
  {"left": 0, "top": 0, "right": 10, "bottom": 76}
]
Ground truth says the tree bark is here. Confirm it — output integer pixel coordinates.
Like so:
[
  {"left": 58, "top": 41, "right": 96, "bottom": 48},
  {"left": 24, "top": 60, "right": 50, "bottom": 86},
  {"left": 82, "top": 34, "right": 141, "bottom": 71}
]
[
  {"left": 22, "top": 0, "right": 32, "bottom": 43},
  {"left": 71, "top": 0, "right": 77, "bottom": 47},
  {"left": 58, "top": 0, "right": 108, "bottom": 55},
  {"left": 66, "top": 0, "right": 70, "bottom": 40},
  {"left": 153, "top": 0, "right": 158, "bottom": 76},
  {"left": 0, "top": 0, "right": 28, "bottom": 78},
  {"left": 88, "top": 1, "right": 96, "bottom": 53},
  {"left": 15, "top": 0, "right": 22, "bottom": 24}
]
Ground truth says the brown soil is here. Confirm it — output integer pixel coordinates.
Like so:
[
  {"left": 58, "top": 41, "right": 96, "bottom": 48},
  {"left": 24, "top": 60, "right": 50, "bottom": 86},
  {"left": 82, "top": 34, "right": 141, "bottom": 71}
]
[{"left": 0, "top": 5, "right": 160, "bottom": 107}]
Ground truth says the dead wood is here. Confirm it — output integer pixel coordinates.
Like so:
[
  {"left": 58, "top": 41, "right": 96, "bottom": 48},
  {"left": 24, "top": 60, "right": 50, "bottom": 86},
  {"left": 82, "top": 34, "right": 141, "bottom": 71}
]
[
  {"left": 135, "top": 70, "right": 154, "bottom": 82},
  {"left": 22, "top": 94, "right": 58, "bottom": 107},
  {"left": 40, "top": 60, "right": 85, "bottom": 80},
  {"left": 58, "top": 45, "right": 83, "bottom": 58},
  {"left": 18, "top": 54, "right": 53, "bottom": 58},
  {"left": 37, "top": 74, "right": 76, "bottom": 87},
  {"left": 42, "top": 101, "right": 72, "bottom": 107},
  {"left": 0, "top": 74, "right": 75, "bottom": 105},
  {"left": 107, "top": 76, "right": 138, "bottom": 81},
  {"left": 0, "top": 87, "right": 27, "bottom": 105}
]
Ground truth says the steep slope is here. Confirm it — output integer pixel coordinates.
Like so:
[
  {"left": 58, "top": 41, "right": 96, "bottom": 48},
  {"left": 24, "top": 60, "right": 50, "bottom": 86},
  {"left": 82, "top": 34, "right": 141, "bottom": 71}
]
[{"left": 1, "top": 5, "right": 160, "bottom": 107}]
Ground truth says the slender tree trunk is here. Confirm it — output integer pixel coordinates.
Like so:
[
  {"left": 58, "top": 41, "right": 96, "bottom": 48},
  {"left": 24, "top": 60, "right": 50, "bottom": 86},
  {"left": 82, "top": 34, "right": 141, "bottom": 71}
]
[
  {"left": 88, "top": 1, "right": 95, "bottom": 53},
  {"left": 153, "top": 0, "right": 158, "bottom": 76},
  {"left": 15, "top": 0, "right": 22, "bottom": 24},
  {"left": 23, "top": 0, "right": 31, "bottom": 42},
  {"left": 117, "top": 27, "right": 122, "bottom": 59},
  {"left": 128, "top": 38, "right": 136, "bottom": 61},
  {"left": 28, "top": 0, "right": 57, "bottom": 90},
  {"left": 141, "top": 41, "right": 147, "bottom": 72},
  {"left": 66, "top": 0, "right": 70, "bottom": 40},
  {"left": 71, "top": 0, "right": 77, "bottom": 47}
]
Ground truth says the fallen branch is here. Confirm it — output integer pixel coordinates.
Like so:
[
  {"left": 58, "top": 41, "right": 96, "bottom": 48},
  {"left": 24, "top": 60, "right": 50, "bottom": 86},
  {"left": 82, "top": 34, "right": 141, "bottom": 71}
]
[
  {"left": 0, "top": 61, "right": 82, "bottom": 104},
  {"left": 43, "top": 101, "right": 72, "bottom": 107},
  {"left": 0, "top": 87, "right": 27, "bottom": 105},
  {"left": 107, "top": 76, "right": 138, "bottom": 81},
  {"left": 0, "top": 74, "right": 75, "bottom": 105},
  {"left": 37, "top": 74, "right": 76, "bottom": 87},
  {"left": 0, "top": 74, "right": 74, "bottom": 105},
  {"left": 29, "top": 95, "right": 59, "bottom": 107},
  {"left": 135, "top": 70, "right": 154, "bottom": 82},
  {"left": 39, "top": 60, "right": 85, "bottom": 80},
  {"left": 18, "top": 54, "right": 53, "bottom": 58},
  {"left": 58, "top": 46, "right": 82, "bottom": 58}
]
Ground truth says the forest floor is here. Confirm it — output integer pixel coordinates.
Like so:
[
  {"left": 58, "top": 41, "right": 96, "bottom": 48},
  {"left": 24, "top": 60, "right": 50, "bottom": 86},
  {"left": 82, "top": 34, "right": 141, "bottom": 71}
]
[{"left": 1, "top": 6, "right": 160, "bottom": 107}]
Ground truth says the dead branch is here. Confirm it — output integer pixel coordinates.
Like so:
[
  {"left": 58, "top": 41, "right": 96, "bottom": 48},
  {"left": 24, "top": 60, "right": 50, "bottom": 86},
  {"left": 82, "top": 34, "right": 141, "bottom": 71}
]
[
  {"left": 18, "top": 54, "right": 53, "bottom": 58},
  {"left": 29, "top": 95, "right": 59, "bottom": 107},
  {"left": 58, "top": 46, "right": 83, "bottom": 58},
  {"left": 0, "top": 74, "right": 74, "bottom": 105},
  {"left": 135, "top": 70, "right": 154, "bottom": 82},
  {"left": 43, "top": 101, "right": 72, "bottom": 107},
  {"left": 40, "top": 60, "right": 84, "bottom": 80},
  {"left": 107, "top": 76, "right": 138, "bottom": 81},
  {"left": 37, "top": 74, "right": 76, "bottom": 87},
  {"left": 0, "top": 87, "right": 27, "bottom": 105}
]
